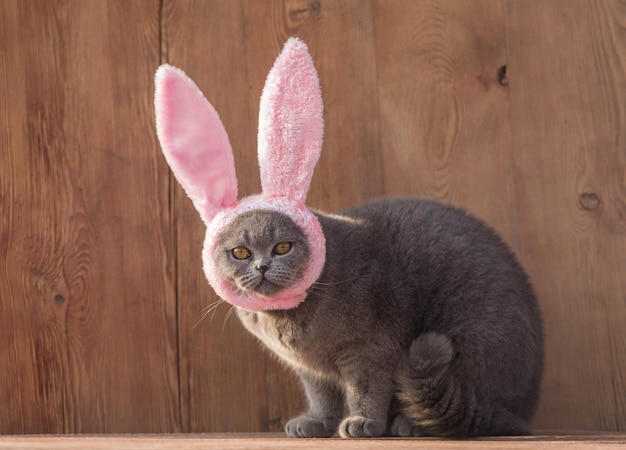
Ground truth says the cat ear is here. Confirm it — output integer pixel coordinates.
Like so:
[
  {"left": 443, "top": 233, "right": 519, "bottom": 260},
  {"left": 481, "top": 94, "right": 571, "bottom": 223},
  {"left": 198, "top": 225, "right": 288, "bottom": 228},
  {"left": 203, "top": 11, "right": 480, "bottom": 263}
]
[
  {"left": 257, "top": 38, "right": 323, "bottom": 204},
  {"left": 155, "top": 64, "right": 238, "bottom": 224}
]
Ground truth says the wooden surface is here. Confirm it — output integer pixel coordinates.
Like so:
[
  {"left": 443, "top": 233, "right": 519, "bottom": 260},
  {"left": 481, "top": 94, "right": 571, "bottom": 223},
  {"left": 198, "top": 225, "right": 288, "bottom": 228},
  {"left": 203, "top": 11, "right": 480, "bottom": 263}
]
[
  {"left": 0, "top": 433, "right": 625, "bottom": 450},
  {"left": 0, "top": 0, "right": 179, "bottom": 433},
  {"left": 1, "top": 0, "right": 625, "bottom": 435},
  {"left": 505, "top": 0, "right": 626, "bottom": 431}
]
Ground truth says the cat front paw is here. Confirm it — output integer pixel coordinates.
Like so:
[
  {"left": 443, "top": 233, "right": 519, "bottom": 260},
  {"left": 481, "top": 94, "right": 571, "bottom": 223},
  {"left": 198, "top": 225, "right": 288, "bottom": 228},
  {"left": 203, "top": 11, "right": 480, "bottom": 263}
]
[
  {"left": 390, "top": 413, "right": 425, "bottom": 437},
  {"left": 285, "top": 415, "right": 336, "bottom": 438},
  {"left": 338, "top": 415, "right": 386, "bottom": 438}
]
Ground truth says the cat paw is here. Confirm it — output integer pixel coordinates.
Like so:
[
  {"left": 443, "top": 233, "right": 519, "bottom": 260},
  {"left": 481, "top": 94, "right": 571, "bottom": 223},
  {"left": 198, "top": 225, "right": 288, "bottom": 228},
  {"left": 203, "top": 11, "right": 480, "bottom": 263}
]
[
  {"left": 390, "top": 414, "right": 425, "bottom": 437},
  {"left": 338, "top": 416, "right": 386, "bottom": 438},
  {"left": 285, "top": 415, "right": 335, "bottom": 438}
]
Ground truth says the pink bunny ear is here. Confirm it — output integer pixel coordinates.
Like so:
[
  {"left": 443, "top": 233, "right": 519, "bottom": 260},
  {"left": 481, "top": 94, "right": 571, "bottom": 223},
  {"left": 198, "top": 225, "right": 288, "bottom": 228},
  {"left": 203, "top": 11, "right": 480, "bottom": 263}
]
[
  {"left": 155, "top": 65, "right": 238, "bottom": 223},
  {"left": 258, "top": 38, "right": 323, "bottom": 203}
]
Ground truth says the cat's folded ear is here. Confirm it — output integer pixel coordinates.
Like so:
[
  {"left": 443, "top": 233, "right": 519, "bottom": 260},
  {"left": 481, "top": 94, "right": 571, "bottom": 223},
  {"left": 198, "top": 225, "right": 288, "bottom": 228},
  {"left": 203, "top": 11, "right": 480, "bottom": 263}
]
[
  {"left": 154, "top": 65, "right": 238, "bottom": 224},
  {"left": 257, "top": 38, "right": 323, "bottom": 204}
]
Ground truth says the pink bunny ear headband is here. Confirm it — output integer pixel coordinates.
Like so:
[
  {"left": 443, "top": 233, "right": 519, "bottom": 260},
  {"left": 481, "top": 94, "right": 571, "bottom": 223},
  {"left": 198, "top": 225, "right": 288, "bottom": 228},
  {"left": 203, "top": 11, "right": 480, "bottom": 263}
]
[{"left": 154, "top": 38, "right": 325, "bottom": 312}]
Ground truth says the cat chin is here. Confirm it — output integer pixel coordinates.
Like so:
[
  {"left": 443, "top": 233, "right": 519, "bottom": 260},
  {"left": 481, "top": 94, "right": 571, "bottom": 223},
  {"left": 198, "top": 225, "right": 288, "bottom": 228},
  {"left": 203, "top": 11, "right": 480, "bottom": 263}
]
[
  {"left": 241, "top": 278, "right": 284, "bottom": 298},
  {"left": 232, "top": 290, "right": 307, "bottom": 312},
  {"left": 230, "top": 279, "right": 305, "bottom": 311}
]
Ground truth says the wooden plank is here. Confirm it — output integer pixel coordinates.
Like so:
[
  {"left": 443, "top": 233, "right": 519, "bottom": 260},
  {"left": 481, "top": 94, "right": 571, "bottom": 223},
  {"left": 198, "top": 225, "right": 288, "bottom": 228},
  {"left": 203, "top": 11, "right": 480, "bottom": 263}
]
[
  {"left": 0, "top": 0, "right": 179, "bottom": 433},
  {"left": 161, "top": 0, "right": 280, "bottom": 433},
  {"left": 505, "top": 0, "right": 626, "bottom": 431},
  {"left": 0, "top": 433, "right": 625, "bottom": 450},
  {"left": 241, "top": 0, "right": 385, "bottom": 210},
  {"left": 164, "top": 0, "right": 384, "bottom": 432},
  {"left": 373, "top": 0, "right": 515, "bottom": 241}
]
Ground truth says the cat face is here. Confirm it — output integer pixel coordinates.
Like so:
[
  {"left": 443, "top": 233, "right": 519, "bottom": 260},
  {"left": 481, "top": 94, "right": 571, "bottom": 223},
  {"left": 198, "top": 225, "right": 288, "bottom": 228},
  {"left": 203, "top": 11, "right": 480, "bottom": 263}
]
[{"left": 214, "top": 210, "right": 310, "bottom": 297}]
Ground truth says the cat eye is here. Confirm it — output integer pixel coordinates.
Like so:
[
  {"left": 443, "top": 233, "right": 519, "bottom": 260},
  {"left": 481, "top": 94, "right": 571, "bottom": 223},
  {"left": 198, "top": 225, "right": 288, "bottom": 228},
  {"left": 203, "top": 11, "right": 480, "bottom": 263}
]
[
  {"left": 232, "top": 247, "right": 251, "bottom": 260},
  {"left": 273, "top": 242, "right": 292, "bottom": 256}
]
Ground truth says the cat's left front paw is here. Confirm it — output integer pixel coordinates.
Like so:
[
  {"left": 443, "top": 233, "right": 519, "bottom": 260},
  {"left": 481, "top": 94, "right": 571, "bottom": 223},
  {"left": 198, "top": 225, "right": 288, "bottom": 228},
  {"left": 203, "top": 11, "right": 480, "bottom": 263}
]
[
  {"left": 390, "top": 413, "right": 425, "bottom": 437},
  {"left": 338, "top": 415, "right": 386, "bottom": 438},
  {"left": 285, "top": 415, "right": 336, "bottom": 438}
]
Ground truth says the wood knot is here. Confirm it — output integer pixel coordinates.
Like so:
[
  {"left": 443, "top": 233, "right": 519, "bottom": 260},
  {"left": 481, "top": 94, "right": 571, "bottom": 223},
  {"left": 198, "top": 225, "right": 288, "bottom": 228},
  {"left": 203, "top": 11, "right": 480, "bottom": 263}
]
[
  {"left": 288, "top": 0, "right": 321, "bottom": 24},
  {"left": 579, "top": 192, "right": 601, "bottom": 211},
  {"left": 54, "top": 294, "right": 66, "bottom": 305},
  {"left": 497, "top": 65, "right": 508, "bottom": 86},
  {"left": 310, "top": 0, "right": 321, "bottom": 12}
]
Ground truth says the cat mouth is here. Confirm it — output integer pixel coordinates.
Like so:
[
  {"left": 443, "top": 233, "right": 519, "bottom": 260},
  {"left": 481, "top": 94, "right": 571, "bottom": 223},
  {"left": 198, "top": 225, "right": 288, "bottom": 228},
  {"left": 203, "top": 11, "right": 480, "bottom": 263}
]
[
  {"left": 232, "top": 271, "right": 293, "bottom": 298},
  {"left": 254, "top": 277, "right": 283, "bottom": 297},
  {"left": 248, "top": 277, "right": 287, "bottom": 297}
]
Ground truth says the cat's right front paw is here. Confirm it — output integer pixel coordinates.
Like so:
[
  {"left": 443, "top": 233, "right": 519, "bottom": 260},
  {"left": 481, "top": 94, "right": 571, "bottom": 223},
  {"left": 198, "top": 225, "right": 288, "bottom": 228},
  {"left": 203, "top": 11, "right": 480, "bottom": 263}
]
[{"left": 285, "top": 415, "right": 336, "bottom": 438}]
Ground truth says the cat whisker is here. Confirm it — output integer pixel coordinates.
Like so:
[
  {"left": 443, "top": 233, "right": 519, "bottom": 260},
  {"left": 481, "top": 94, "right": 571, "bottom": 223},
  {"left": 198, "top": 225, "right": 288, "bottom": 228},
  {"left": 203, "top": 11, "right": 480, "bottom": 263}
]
[
  {"left": 305, "top": 285, "right": 344, "bottom": 303},
  {"left": 311, "top": 276, "right": 361, "bottom": 287},
  {"left": 199, "top": 299, "right": 224, "bottom": 314},
  {"left": 306, "top": 277, "right": 361, "bottom": 298},
  {"left": 272, "top": 270, "right": 361, "bottom": 289},
  {"left": 222, "top": 305, "right": 236, "bottom": 332},
  {"left": 192, "top": 299, "right": 225, "bottom": 329}
]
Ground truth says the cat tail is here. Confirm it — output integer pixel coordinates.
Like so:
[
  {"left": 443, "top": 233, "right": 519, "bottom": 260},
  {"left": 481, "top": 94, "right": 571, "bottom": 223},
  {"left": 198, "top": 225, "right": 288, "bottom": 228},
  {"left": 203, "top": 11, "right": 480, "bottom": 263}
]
[
  {"left": 395, "top": 333, "right": 531, "bottom": 438},
  {"left": 395, "top": 333, "right": 472, "bottom": 437}
]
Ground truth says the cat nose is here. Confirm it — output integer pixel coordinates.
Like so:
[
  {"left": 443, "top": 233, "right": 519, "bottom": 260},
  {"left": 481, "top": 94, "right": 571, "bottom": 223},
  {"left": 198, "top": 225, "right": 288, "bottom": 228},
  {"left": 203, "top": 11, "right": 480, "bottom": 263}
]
[{"left": 257, "top": 264, "right": 269, "bottom": 274}]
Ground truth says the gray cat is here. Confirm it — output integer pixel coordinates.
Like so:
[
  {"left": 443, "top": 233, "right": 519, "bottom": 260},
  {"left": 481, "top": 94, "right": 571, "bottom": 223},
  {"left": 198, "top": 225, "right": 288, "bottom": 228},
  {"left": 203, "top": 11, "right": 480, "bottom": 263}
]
[
  {"left": 154, "top": 38, "right": 543, "bottom": 439},
  {"left": 216, "top": 199, "right": 544, "bottom": 438}
]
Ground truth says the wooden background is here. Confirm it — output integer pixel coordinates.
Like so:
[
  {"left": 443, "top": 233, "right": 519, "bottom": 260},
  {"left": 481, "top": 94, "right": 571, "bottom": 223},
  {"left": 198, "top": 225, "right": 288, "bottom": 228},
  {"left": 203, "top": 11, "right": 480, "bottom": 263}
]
[{"left": 1, "top": 0, "right": 625, "bottom": 434}]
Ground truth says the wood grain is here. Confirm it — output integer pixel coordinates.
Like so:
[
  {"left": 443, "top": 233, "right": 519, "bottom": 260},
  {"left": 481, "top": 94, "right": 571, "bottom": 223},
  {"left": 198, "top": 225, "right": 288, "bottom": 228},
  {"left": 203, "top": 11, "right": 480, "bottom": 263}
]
[
  {"left": 1, "top": 0, "right": 625, "bottom": 436},
  {"left": 373, "top": 0, "right": 515, "bottom": 242},
  {"left": 0, "top": 433, "right": 625, "bottom": 450},
  {"left": 505, "top": 0, "right": 626, "bottom": 431},
  {"left": 0, "top": 0, "right": 179, "bottom": 433}
]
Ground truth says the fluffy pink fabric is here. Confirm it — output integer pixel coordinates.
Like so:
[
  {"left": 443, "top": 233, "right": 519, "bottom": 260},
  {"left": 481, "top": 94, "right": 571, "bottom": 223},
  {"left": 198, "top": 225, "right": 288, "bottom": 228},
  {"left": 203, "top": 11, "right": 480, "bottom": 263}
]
[
  {"left": 258, "top": 38, "right": 323, "bottom": 203},
  {"left": 204, "top": 196, "right": 325, "bottom": 311},
  {"left": 154, "top": 38, "right": 326, "bottom": 312},
  {"left": 154, "top": 65, "right": 238, "bottom": 224}
]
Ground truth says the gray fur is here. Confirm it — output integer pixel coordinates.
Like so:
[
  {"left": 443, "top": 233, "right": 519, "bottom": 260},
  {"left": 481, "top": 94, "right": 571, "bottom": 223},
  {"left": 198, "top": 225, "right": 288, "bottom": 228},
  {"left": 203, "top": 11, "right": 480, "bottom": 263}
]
[
  {"left": 215, "top": 210, "right": 310, "bottom": 297},
  {"left": 215, "top": 198, "right": 544, "bottom": 438}
]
